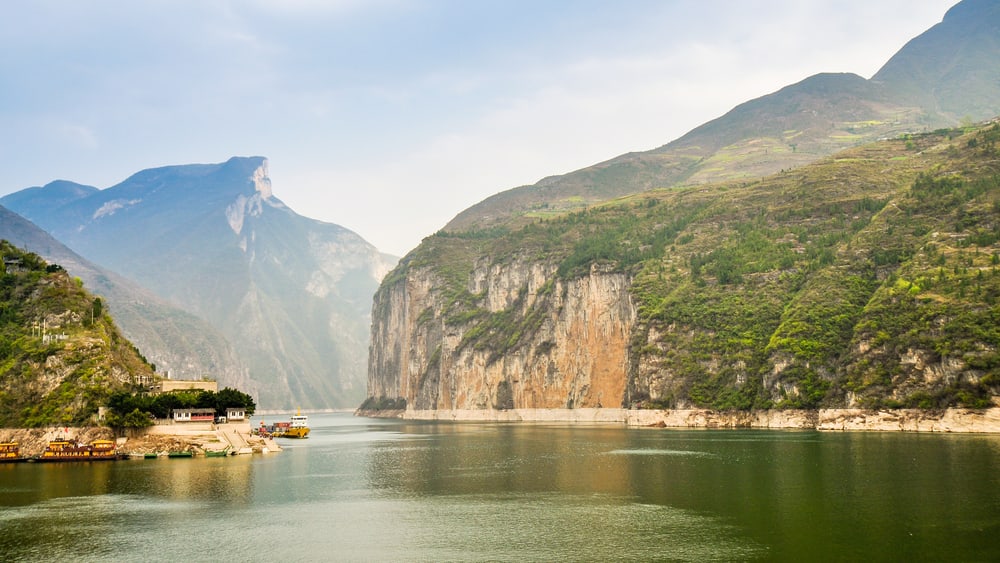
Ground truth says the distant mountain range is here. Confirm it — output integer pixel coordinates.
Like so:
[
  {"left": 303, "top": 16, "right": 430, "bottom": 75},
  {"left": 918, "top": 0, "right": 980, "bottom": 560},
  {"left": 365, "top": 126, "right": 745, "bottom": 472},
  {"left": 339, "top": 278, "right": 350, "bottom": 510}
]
[
  {"left": 2, "top": 157, "right": 396, "bottom": 410},
  {"left": 446, "top": 0, "right": 1000, "bottom": 231}
]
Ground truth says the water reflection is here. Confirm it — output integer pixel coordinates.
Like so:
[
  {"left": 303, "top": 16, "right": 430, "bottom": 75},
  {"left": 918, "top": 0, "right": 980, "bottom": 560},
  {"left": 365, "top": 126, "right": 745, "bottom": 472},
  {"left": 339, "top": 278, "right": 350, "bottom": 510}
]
[
  {"left": 358, "top": 423, "right": 764, "bottom": 560},
  {"left": 1, "top": 415, "right": 999, "bottom": 561},
  {"left": 359, "top": 422, "right": 1000, "bottom": 561},
  {"left": 0, "top": 455, "right": 259, "bottom": 560}
]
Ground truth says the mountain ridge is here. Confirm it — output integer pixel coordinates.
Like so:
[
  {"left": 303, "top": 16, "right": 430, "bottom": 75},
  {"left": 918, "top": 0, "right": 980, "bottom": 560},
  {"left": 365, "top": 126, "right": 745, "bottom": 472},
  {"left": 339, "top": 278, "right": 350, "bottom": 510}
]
[
  {"left": 872, "top": 0, "right": 1000, "bottom": 120},
  {"left": 444, "top": 0, "right": 1000, "bottom": 232},
  {"left": 2, "top": 157, "right": 396, "bottom": 410}
]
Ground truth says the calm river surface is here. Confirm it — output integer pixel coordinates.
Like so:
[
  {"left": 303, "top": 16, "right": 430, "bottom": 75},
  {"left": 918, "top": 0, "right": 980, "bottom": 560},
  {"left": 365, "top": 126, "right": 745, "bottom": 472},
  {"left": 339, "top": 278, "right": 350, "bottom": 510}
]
[{"left": 2, "top": 413, "right": 1000, "bottom": 561}]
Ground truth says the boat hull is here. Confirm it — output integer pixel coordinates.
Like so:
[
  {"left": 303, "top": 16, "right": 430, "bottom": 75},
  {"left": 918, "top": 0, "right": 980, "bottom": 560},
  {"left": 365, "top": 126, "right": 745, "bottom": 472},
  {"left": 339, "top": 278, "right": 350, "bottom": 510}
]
[
  {"left": 35, "top": 439, "right": 120, "bottom": 462},
  {"left": 34, "top": 453, "right": 119, "bottom": 462}
]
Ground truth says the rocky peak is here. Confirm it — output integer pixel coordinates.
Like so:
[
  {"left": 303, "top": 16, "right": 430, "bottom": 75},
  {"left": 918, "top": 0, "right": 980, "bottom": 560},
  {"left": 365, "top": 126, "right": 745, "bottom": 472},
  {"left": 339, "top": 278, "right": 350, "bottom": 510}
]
[{"left": 251, "top": 159, "right": 272, "bottom": 199}]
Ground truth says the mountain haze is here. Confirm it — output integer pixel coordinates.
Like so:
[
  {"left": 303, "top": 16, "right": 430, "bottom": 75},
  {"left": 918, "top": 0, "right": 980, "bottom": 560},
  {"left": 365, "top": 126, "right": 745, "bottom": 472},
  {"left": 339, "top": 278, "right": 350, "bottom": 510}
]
[
  {"left": 3, "top": 157, "right": 396, "bottom": 410},
  {"left": 446, "top": 0, "right": 1000, "bottom": 232},
  {"left": 873, "top": 0, "right": 1000, "bottom": 121}
]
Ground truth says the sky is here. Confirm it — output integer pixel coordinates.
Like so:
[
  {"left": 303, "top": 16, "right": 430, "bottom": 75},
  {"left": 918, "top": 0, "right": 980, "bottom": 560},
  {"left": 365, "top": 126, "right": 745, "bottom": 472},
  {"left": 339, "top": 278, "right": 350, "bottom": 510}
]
[{"left": 0, "top": 0, "right": 958, "bottom": 256}]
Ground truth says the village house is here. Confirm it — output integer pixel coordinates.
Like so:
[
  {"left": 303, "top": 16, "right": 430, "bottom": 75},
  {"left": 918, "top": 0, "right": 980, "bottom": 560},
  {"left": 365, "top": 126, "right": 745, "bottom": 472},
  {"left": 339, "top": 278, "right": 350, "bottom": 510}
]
[{"left": 171, "top": 408, "right": 216, "bottom": 423}]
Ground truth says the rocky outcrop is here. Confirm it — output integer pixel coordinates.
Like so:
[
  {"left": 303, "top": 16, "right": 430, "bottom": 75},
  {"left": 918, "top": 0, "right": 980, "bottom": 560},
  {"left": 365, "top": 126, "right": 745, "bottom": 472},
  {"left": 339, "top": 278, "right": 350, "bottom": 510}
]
[
  {"left": 369, "top": 259, "right": 635, "bottom": 410},
  {"left": 626, "top": 407, "right": 1000, "bottom": 432}
]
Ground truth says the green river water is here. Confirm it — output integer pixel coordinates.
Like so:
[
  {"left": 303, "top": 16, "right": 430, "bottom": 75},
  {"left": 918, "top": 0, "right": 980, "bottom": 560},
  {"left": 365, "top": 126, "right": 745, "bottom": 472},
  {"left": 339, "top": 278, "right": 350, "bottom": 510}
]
[{"left": 1, "top": 413, "right": 999, "bottom": 561}]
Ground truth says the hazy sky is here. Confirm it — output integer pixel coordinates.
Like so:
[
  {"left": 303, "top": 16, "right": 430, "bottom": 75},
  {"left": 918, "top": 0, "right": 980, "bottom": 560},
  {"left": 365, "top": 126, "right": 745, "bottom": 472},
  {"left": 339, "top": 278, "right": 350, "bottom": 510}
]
[{"left": 0, "top": 0, "right": 957, "bottom": 256}]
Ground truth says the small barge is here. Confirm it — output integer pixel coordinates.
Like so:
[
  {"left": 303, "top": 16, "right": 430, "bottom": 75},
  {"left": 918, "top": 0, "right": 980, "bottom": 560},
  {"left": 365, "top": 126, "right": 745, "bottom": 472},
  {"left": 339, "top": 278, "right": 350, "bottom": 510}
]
[
  {"left": 35, "top": 439, "right": 119, "bottom": 462},
  {"left": 258, "top": 411, "right": 310, "bottom": 439},
  {"left": 0, "top": 442, "right": 27, "bottom": 463}
]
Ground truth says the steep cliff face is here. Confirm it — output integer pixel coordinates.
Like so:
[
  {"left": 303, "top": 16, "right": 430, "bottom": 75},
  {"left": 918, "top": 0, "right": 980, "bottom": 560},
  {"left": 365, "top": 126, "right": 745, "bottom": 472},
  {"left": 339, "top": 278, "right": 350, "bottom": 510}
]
[
  {"left": 369, "top": 259, "right": 635, "bottom": 410},
  {"left": 367, "top": 125, "right": 1000, "bottom": 415}
]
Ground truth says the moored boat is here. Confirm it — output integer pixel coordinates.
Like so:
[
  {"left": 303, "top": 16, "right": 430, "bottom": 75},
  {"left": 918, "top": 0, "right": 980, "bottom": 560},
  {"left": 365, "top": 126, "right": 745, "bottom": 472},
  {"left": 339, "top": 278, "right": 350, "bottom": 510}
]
[
  {"left": 261, "top": 410, "right": 310, "bottom": 439},
  {"left": 0, "top": 442, "right": 27, "bottom": 463},
  {"left": 35, "top": 439, "right": 119, "bottom": 462},
  {"left": 91, "top": 439, "right": 117, "bottom": 458},
  {"left": 285, "top": 412, "right": 310, "bottom": 438}
]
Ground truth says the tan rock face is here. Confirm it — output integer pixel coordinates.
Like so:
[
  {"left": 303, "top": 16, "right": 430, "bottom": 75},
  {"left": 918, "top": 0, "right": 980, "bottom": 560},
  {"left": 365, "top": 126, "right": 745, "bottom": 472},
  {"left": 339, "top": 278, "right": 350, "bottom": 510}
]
[{"left": 368, "top": 260, "right": 636, "bottom": 410}]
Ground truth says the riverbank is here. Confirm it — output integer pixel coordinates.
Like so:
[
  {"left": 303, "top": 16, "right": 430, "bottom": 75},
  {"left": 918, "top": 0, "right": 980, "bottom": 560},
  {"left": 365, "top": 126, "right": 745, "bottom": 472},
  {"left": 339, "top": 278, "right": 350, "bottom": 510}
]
[
  {"left": 0, "top": 421, "right": 281, "bottom": 457},
  {"left": 356, "top": 407, "right": 1000, "bottom": 433}
]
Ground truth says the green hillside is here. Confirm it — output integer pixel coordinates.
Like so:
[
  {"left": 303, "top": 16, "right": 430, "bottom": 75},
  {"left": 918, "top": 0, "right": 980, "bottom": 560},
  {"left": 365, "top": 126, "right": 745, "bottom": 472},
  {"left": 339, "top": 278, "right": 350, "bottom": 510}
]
[
  {"left": 0, "top": 241, "right": 155, "bottom": 426},
  {"left": 444, "top": 72, "right": 920, "bottom": 232},
  {"left": 386, "top": 122, "right": 1000, "bottom": 410}
]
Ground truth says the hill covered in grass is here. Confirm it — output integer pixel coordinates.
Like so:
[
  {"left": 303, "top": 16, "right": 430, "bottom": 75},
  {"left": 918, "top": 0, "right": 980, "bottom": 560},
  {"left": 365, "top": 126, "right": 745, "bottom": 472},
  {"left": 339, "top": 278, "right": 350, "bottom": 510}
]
[{"left": 0, "top": 241, "right": 155, "bottom": 426}]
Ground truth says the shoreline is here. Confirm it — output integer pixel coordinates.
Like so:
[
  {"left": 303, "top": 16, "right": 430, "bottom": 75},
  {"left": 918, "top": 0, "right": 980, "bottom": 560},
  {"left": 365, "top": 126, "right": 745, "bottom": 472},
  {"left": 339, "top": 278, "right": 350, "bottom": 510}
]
[
  {"left": 356, "top": 407, "right": 1000, "bottom": 433},
  {"left": 0, "top": 421, "right": 281, "bottom": 457}
]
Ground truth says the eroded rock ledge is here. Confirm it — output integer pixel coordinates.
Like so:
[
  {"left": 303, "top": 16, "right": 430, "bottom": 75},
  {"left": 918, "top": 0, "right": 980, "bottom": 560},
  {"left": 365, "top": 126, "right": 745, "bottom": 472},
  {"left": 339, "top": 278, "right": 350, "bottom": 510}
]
[{"left": 357, "top": 407, "right": 1000, "bottom": 433}]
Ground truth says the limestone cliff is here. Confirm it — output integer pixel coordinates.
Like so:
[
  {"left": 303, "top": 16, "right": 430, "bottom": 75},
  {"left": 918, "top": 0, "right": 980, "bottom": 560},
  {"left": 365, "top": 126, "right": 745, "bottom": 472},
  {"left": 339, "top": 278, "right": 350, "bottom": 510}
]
[{"left": 369, "top": 258, "right": 635, "bottom": 410}]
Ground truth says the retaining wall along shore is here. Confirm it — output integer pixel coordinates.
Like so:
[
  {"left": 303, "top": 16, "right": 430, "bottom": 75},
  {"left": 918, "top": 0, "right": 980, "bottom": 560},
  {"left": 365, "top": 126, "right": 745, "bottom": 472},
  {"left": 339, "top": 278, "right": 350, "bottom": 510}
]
[{"left": 355, "top": 407, "right": 1000, "bottom": 433}]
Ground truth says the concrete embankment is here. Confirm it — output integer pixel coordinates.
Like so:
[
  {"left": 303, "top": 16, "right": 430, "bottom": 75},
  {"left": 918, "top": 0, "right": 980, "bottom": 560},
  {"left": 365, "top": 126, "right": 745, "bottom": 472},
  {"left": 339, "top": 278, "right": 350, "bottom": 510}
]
[
  {"left": 0, "top": 421, "right": 280, "bottom": 456},
  {"left": 129, "top": 421, "right": 280, "bottom": 455},
  {"left": 357, "top": 407, "right": 1000, "bottom": 433}
]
